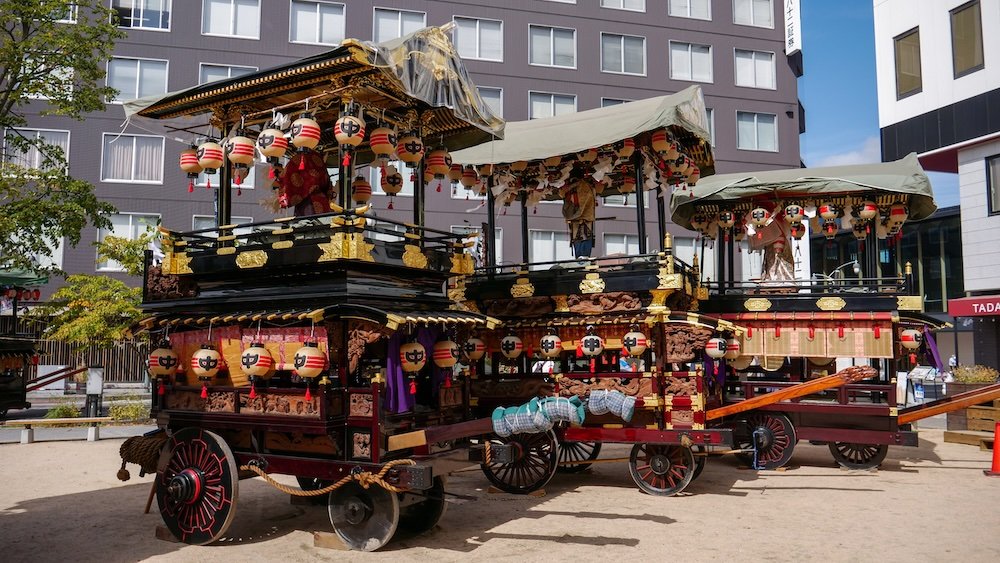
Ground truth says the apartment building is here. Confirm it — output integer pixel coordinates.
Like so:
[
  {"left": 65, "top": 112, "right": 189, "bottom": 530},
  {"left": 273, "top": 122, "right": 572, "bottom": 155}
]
[
  {"left": 874, "top": 0, "right": 1000, "bottom": 367},
  {"left": 9, "top": 0, "right": 803, "bottom": 292}
]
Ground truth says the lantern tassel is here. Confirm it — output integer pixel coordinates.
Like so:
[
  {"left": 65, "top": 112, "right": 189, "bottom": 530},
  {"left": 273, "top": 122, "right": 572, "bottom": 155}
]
[
  {"left": 200, "top": 384, "right": 208, "bottom": 399},
  {"left": 304, "top": 387, "right": 312, "bottom": 401},
  {"left": 388, "top": 198, "right": 394, "bottom": 210},
  {"left": 187, "top": 179, "right": 194, "bottom": 193},
  {"left": 436, "top": 181, "right": 442, "bottom": 192},
  {"left": 237, "top": 187, "right": 242, "bottom": 196},
  {"left": 206, "top": 178, "right": 211, "bottom": 190},
  {"left": 910, "top": 353, "right": 917, "bottom": 365},
  {"left": 409, "top": 379, "right": 417, "bottom": 395},
  {"left": 249, "top": 384, "right": 257, "bottom": 399},
  {"left": 299, "top": 155, "right": 306, "bottom": 170},
  {"left": 444, "top": 376, "right": 452, "bottom": 389},
  {"left": 268, "top": 167, "right": 275, "bottom": 180},
  {"left": 157, "top": 381, "right": 165, "bottom": 396},
  {"left": 590, "top": 358, "right": 596, "bottom": 374},
  {"left": 342, "top": 152, "right": 351, "bottom": 167}
]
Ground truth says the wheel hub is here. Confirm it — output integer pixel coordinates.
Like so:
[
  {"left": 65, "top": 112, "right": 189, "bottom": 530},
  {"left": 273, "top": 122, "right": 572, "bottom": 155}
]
[
  {"left": 167, "top": 467, "right": 205, "bottom": 505},
  {"left": 343, "top": 496, "right": 371, "bottom": 525},
  {"left": 649, "top": 453, "right": 671, "bottom": 475},
  {"left": 752, "top": 426, "right": 776, "bottom": 451}
]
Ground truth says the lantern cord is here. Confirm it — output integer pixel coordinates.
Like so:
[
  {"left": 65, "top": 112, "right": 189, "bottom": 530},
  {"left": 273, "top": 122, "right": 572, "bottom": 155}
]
[
  {"left": 207, "top": 320, "right": 213, "bottom": 342},
  {"left": 309, "top": 319, "right": 315, "bottom": 340},
  {"left": 255, "top": 319, "right": 262, "bottom": 342}
]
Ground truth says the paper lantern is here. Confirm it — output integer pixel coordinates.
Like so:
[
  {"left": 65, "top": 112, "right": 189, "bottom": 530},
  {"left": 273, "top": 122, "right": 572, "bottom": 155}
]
[
  {"left": 179, "top": 146, "right": 202, "bottom": 193},
  {"left": 650, "top": 130, "right": 673, "bottom": 156},
  {"left": 396, "top": 132, "right": 424, "bottom": 167},
  {"left": 448, "top": 163, "right": 464, "bottom": 184},
  {"left": 423, "top": 147, "right": 451, "bottom": 179},
  {"left": 463, "top": 337, "right": 486, "bottom": 361},
  {"left": 399, "top": 340, "right": 427, "bottom": 372},
  {"left": 290, "top": 114, "right": 321, "bottom": 149},
  {"left": 380, "top": 164, "right": 403, "bottom": 195},
  {"left": 256, "top": 128, "right": 288, "bottom": 161},
  {"left": 622, "top": 328, "right": 647, "bottom": 357},
  {"left": 500, "top": 334, "right": 523, "bottom": 359},
  {"left": 822, "top": 220, "right": 839, "bottom": 239},
  {"left": 148, "top": 343, "right": 179, "bottom": 377},
  {"left": 858, "top": 200, "right": 878, "bottom": 220},
  {"left": 577, "top": 148, "right": 598, "bottom": 162},
  {"left": 539, "top": 332, "right": 562, "bottom": 359},
  {"left": 899, "top": 329, "right": 922, "bottom": 350},
  {"left": 724, "top": 338, "right": 742, "bottom": 360},
  {"left": 580, "top": 330, "right": 604, "bottom": 357},
  {"left": 509, "top": 161, "right": 528, "bottom": 172},
  {"left": 368, "top": 126, "right": 397, "bottom": 163},
  {"left": 705, "top": 337, "right": 727, "bottom": 359},
  {"left": 293, "top": 341, "right": 327, "bottom": 378},
  {"left": 784, "top": 204, "right": 805, "bottom": 223},
  {"left": 685, "top": 161, "right": 700, "bottom": 185},
  {"left": 614, "top": 137, "right": 635, "bottom": 159},
  {"left": 690, "top": 212, "right": 709, "bottom": 233},
  {"left": 196, "top": 141, "right": 224, "bottom": 175},
  {"left": 789, "top": 221, "right": 806, "bottom": 240},
  {"left": 750, "top": 207, "right": 771, "bottom": 228},
  {"left": 191, "top": 345, "right": 223, "bottom": 379},
  {"left": 717, "top": 210, "right": 736, "bottom": 229},
  {"left": 224, "top": 135, "right": 255, "bottom": 185},
  {"left": 620, "top": 176, "right": 636, "bottom": 194},
  {"left": 334, "top": 113, "right": 365, "bottom": 149},
  {"left": 352, "top": 175, "right": 372, "bottom": 203},
  {"left": 733, "top": 221, "right": 746, "bottom": 242},
  {"left": 240, "top": 342, "right": 275, "bottom": 378},
  {"left": 888, "top": 203, "right": 908, "bottom": 226},
  {"left": 460, "top": 165, "right": 478, "bottom": 188},
  {"left": 853, "top": 222, "right": 867, "bottom": 240},
  {"left": 818, "top": 203, "right": 838, "bottom": 221},
  {"left": 543, "top": 155, "right": 563, "bottom": 172},
  {"left": 432, "top": 339, "right": 461, "bottom": 369}
]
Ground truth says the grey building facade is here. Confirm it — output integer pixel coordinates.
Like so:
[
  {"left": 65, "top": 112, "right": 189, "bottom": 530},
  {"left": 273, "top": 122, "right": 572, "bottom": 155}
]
[{"left": 13, "top": 0, "right": 803, "bottom": 292}]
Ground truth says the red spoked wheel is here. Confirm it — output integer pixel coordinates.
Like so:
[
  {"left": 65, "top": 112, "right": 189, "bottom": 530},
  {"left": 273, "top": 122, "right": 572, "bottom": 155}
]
[
  {"left": 156, "top": 428, "right": 239, "bottom": 545},
  {"left": 480, "top": 430, "right": 559, "bottom": 494},
  {"left": 735, "top": 413, "right": 797, "bottom": 470},
  {"left": 628, "top": 443, "right": 696, "bottom": 496},
  {"left": 829, "top": 442, "right": 888, "bottom": 470}
]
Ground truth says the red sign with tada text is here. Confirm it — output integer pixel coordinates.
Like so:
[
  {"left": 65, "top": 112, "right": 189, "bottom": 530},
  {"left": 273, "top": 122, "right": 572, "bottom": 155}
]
[{"left": 947, "top": 295, "right": 1000, "bottom": 317}]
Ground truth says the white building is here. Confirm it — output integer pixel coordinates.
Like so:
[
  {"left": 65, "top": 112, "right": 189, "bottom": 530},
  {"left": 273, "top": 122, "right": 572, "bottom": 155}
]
[{"left": 874, "top": 0, "right": 1000, "bottom": 368}]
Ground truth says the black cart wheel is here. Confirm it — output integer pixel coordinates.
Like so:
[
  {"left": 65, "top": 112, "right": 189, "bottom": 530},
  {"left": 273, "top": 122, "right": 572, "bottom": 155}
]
[
  {"left": 328, "top": 480, "right": 400, "bottom": 551},
  {"left": 628, "top": 443, "right": 696, "bottom": 496},
  {"left": 735, "top": 413, "right": 797, "bottom": 470},
  {"left": 156, "top": 428, "right": 239, "bottom": 545},
  {"left": 397, "top": 476, "right": 447, "bottom": 536},
  {"left": 557, "top": 441, "right": 602, "bottom": 473},
  {"left": 480, "top": 430, "right": 559, "bottom": 494},
  {"left": 829, "top": 442, "right": 889, "bottom": 470}
]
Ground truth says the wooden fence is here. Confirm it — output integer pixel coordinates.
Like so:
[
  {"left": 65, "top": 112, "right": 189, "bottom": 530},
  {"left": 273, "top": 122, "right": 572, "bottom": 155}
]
[{"left": 33, "top": 339, "right": 149, "bottom": 383}]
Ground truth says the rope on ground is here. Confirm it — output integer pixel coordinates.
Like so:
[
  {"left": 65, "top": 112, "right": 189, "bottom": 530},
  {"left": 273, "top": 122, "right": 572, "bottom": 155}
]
[{"left": 239, "top": 458, "right": 416, "bottom": 496}]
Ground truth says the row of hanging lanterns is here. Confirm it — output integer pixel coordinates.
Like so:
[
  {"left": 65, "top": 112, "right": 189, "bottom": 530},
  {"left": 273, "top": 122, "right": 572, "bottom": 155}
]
[{"left": 3, "top": 288, "right": 42, "bottom": 301}]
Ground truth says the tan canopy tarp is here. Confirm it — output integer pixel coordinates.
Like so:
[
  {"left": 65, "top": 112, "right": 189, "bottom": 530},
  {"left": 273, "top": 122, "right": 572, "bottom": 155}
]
[
  {"left": 449, "top": 85, "right": 712, "bottom": 170},
  {"left": 670, "top": 153, "right": 937, "bottom": 229}
]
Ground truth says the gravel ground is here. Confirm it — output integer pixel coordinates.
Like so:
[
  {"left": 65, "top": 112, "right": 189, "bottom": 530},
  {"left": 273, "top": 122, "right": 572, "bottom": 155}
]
[{"left": 1, "top": 429, "right": 998, "bottom": 563}]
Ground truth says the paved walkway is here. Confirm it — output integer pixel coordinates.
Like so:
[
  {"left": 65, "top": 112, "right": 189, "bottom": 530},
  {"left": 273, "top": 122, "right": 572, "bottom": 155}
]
[{"left": 0, "top": 424, "right": 156, "bottom": 444}]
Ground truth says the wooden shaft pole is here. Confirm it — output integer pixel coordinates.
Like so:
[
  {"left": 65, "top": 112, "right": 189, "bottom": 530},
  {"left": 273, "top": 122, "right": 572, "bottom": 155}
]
[
  {"left": 898, "top": 382, "right": 1000, "bottom": 424},
  {"left": 706, "top": 365, "right": 877, "bottom": 421}
]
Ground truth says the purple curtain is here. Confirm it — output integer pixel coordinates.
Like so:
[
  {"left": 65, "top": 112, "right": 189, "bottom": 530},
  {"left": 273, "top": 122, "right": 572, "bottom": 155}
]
[{"left": 386, "top": 326, "right": 444, "bottom": 414}]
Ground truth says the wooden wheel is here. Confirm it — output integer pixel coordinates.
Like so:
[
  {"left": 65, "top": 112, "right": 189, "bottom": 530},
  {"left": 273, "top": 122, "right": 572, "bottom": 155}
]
[
  {"left": 328, "top": 480, "right": 400, "bottom": 551},
  {"left": 735, "top": 413, "right": 797, "bottom": 470},
  {"left": 628, "top": 443, "right": 696, "bottom": 496},
  {"left": 557, "top": 441, "right": 602, "bottom": 473},
  {"left": 480, "top": 430, "right": 559, "bottom": 494},
  {"left": 397, "top": 476, "right": 447, "bottom": 536},
  {"left": 691, "top": 445, "right": 707, "bottom": 482},
  {"left": 156, "top": 428, "right": 239, "bottom": 545},
  {"left": 829, "top": 442, "right": 888, "bottom": 470}
]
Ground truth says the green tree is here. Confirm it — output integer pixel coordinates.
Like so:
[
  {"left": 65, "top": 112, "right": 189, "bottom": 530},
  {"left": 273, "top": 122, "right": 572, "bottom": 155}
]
[{"left": 1, "top": 1, "right": 124, "bottom": 275}]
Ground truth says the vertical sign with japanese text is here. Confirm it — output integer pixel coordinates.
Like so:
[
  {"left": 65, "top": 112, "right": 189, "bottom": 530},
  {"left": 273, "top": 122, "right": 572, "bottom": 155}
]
[{"left": 784, "top": 0, "right": 802, "bottom": 55}]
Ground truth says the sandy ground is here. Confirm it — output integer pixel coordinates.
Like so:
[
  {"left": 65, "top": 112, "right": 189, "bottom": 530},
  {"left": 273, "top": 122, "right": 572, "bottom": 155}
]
[{"left": 1, "top": 430, "right": 999, "bottom": 563}]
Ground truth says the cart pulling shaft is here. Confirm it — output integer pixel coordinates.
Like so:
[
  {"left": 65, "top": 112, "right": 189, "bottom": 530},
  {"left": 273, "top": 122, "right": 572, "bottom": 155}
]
[{"left": 897, "top": 381, "right": 1000, "bottom": 424}]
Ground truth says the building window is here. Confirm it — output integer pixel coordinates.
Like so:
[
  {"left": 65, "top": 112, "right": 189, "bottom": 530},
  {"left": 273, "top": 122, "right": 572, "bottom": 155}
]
[
  {"left": 373, "top": 8, "right": 425, "bottom": 42},
  {"left": 951, "top": 1, "right": 983, "bottom": 78},
  {"left": 107, "top": 57, "right": 167, "bottom": 102},
  {"left": 603, "top": 193, "right": 638, "bottom": 206},
  {"left": 101, "top": 133, "right": 164, "bottom": 183},
  {"left": 477, "top": 86, "right": 503, "bottom": 118},
  {"left": 706, "top": 108, "right": 715, "bottom": 147},
  {"left": 669, "top": 41, "right": 712, "bottom": 83},
  {"left": 202, "top": 0, "right": 260, "bottom": 39},
  {"left": 736, "top": 111, "right": 777, "bottom": 152},
  {"left": 289, "top": 0, "right": 345, "bottom": 45},
  {"left": 452, "top": 225, "right": 503, "bottom": 266},
  {"left": 113, "top": 0, "right": 171, "bottom": 30},
  {"left": 605, "top": 233, "right": 641, "bottom": 256},
  {"left": 369, "top": 161, "right": 414, "bottom": 197},
  {"left": 894, "top": 28, "right": 921, "bottom": 99},
  {"left": 674, "top": 236, "right": 715, "bottom": 280},
  {"left": 98, "top": 213, "right": 159, "bottom": 271},
  {"left": 601, "top": 0, "right": 645, "bottom": 11},
  {"left": 529, "top": 25, "right": 576, "bottom": 68},
  {"left": 529, "top": 230, "right": 573, "bottom": 269},
  {"left": 193, "top": 215, "right": 254, "bottom": 235},
  {"left": 601, "top": 33, "right": 645, "bottom": 75},
  {"left": 528, "top": 92, "right": 576, "bottom": 119},
  {"left": 735, "top": 49, "right": 775, "bottom": 89},
  {"left": 199, "top": 63, "right": 257, "bottom": 85},
  {"left": 733, "top": 0, "right": 773, "bottom": 28},
  {"left": 23, "top": 60, "right": 73, "bottom": 100},
  {"left": 453, "top": 17, "right": 503, "bottom": 62},
  {"left": 2, "top": 128, "right": 70, "bottom": 171},
  {"left": 669, "top": 0, "right": 710, "bottom": 20},
  {"left": 602, "top": 98, "right": 629, "bottom": 107},
  {"left": 987, "top": 155, "right": 1000, "bottom": 216},
  {"left": 55, "top": 4, "right": 78, "bottom": 22}
]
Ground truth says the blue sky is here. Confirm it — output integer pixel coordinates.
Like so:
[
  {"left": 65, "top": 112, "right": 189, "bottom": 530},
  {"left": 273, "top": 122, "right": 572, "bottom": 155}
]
[{"left": 798, "top": 0, "right": 959, "bottom": 207}]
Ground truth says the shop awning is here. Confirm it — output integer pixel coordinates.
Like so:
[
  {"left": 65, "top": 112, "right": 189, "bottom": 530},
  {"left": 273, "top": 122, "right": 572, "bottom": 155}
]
[
  {"left": 670, "top": 153, "right": 937, "bottom": 229},
  {"left": 947, "top": 295, "right": 1000, "bottom": 317},
  {"left": 449, "top": 85, "right": 713, "bottom": 171}
]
